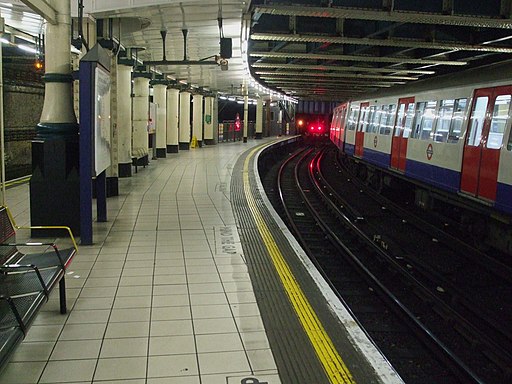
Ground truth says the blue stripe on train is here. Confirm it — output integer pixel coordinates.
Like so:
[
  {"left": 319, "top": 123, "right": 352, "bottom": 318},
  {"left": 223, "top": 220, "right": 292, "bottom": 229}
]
[
  {"left": 345, "top": 143, "right": 355, "bottom": 156},
  {"left": 405, "top": 159, "right": 460, "bottom": 192},
  {"left": 496, "top": 182, "right": 512, "bottom": 214},
  {"left": 362, "top": 147, "right": 391, "bottom": 168}
]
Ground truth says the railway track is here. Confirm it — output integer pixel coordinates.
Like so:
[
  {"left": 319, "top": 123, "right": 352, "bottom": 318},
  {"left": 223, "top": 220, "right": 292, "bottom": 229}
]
[{"left": 262, "top": 142, "right": 511, "bottom": 384}]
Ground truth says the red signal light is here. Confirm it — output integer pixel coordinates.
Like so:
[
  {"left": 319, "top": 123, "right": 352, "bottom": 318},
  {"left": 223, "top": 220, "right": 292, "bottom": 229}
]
[{"left": 317, "top": 126, "right": 322, "bottom": 131}]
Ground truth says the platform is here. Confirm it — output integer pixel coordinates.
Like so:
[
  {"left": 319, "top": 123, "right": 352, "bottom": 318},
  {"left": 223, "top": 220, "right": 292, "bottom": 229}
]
[{"left": 0, "top": 138, "right": 401, "bottom": 384}]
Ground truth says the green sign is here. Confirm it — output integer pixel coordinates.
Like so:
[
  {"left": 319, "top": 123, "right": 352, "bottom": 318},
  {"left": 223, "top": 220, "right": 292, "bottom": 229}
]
[{"left": 205, "top": 114, "right": 212, "bottom": 124}]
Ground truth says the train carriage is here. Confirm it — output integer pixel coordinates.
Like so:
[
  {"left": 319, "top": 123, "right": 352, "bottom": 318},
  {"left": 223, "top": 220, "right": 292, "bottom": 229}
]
[{"left": 329, "top": 60, "right": 512, "bottom": 218}]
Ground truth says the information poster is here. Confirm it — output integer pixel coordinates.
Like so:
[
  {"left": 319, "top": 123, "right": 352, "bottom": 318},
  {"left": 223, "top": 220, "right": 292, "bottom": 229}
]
[{"left": 94, "top": 66, "right": 111, "bottom": 175}]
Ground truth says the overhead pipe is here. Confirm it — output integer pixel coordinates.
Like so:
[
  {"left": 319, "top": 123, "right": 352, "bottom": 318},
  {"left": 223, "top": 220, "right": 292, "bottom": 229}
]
[
  {"left": 160, "top": 29, "right": 167, "bottom": 61},
  {"left": 182, "top": 29, "right": 188, "bottom": 61},
  {"left": 145, "top": 27, "right": 218, "bottom": 66}
]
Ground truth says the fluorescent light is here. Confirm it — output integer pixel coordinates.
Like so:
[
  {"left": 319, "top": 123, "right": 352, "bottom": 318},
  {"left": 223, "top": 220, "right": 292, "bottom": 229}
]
[
  {"left": 18, "top": 44, "right": 37, "bottom": 54},
  {"left": 0, "top": 38, "right": 10, "bottom": 45},
  {"left": 219, "top": 96, "right": 228, "bottom": 100}
]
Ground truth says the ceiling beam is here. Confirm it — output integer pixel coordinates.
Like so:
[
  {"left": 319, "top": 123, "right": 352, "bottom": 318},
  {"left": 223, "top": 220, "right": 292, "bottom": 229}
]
[
  {"left": 249, "top": 51, "right": 467, "bottom": 66},
  {"left": 20, "top": 0, "right": 57, "bottom": 25},
  {"left": 255, "top": 70, "right": 418, "bottom": 81},
  {"left": 253, "top": 5, "right": 512, "bottom": 29},
  {"left": 263, "top": 79, "right": 397, "bottom": 87},
  {"left": 250, "top": 33, "right": 512, "bottom": 53},
  {"left": 252, "top": 62, "right": 435, "bottom": 75}
]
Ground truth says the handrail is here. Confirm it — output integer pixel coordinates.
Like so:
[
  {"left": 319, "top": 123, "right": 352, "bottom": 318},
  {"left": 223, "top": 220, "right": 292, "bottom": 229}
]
[{"left": 1, "top": 205, "right": 78, "bottom": 253}]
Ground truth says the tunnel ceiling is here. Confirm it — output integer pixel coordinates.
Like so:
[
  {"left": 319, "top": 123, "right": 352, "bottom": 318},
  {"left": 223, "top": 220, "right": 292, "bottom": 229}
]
[{"left": 248, "top": 0, "right": 512, "bottom": 101}]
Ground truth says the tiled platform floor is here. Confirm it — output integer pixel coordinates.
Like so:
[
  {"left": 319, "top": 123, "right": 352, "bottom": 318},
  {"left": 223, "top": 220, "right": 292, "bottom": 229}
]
[{"left": 0, "top": 140, "right": 281, "bottom": 384}]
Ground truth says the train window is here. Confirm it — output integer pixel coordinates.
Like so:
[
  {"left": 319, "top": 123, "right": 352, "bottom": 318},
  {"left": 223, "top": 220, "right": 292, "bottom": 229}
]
[
  {"left": 508, "top": 129, "right": 512, "bottom": 151},
  {"left": 434, "top": 99, "right": 454, "bottom": 142},
  {"left": 394, "top": 104, "right": 406, "bottom": 137},
  {"left": 448, "top": 98, "right": 467, "bottom": 143},
  {"left": 367, "top": 106, "right": 379, "bottom": 133},
  {"left": 379, "top": 104, "right": 396, "bottom": 135},
  {"left": 411, "top": 102, "right": 426, "bottom": 139},
  {"left": 376, "top": 105, "right": 388, "bottom": 134},
  {"left": 487, "top": 94, "right": 511, "bottom": 149},
  {"left": 346, "top": 107, "right": 360, "bottom": 131},
  {"left": 412, "top": 101, "right": 436, "bottom": 140},
  {"left": 467, "top": 96, "right": 488, "bottom": 147},
  {"left": 403, "top": 102, "right": 416, "bottom": 139},
  {"left": 358, "top": 106, "right": 370, "bottom": 132}
]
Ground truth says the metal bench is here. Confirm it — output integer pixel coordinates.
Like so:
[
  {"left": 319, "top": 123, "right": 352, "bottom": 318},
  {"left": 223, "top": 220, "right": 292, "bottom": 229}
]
[
  {"left": 0, "top": 205, "right": 78, "bottom": 373},
  {"left": 132, "top": 148, "right": 149, "bottom": 173}
]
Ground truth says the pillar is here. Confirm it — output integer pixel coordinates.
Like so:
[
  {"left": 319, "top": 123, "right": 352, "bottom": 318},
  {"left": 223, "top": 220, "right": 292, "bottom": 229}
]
[
  {"left": 166, "top": 87, "right": 179, "bottom": 153},
  {"left": 106, "top": 55, "right": 119, "bottom": 196},
  {"left": 152, "top": 81, "right": 167, "bottom": 157},
  {"left": 212, "top": 96, "right": 219, "bottom": 143},
  {"left": 132, "top": 74, "right": 151, "bottom": 163},
  {"left": 243, "top": 94, "right": 249, "bottom": 143},
  {"left": 204, "top": 96, "right": 215, "bottom": 145},
  {"left": 117, "top": 61, "right": 132, "bottom": 177},
  {"left": 179, "top": 91, "right": 191, "bottom": 150},
  {"left": 192, "top": 94, "right": 203, "bottom": 147},
  {"left": 30, "top": 0, "right": 79, "bottom": 235},
  {"left": 255, "top": 98, "right": 263, "bottom": 139}
]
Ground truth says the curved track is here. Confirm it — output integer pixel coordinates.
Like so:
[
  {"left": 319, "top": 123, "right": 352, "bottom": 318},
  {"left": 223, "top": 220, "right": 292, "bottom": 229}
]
[{"left": 263, "top": 142, "right": 511, "bottom": 384}]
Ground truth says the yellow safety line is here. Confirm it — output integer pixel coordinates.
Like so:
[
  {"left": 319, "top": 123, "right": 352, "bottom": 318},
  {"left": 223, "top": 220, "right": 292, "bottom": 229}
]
[
  {"left": 2, "top": 176, "right": 31, "bottom": 188},
  {"left": 243, "top": 144, "right": 355, "bottom": 384}
]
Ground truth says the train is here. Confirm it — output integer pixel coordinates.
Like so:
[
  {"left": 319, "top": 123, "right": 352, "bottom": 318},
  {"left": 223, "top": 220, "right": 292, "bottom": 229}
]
[{"left": 329, "top": 60, "right": 512, "bottom": 253}]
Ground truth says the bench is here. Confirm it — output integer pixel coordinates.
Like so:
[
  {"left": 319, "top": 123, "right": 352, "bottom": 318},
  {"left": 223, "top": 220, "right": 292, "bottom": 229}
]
[
  {"left": 0, "top": 205, "right": 77, "bottom": 372},
  {"left": 132, "top": 148, "right": 149, "bottom": 173}
]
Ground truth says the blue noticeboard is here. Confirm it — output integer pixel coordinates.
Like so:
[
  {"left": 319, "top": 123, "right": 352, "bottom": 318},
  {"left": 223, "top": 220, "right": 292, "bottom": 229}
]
[{"left": 79, "top": 44, "right": 111, "bottom": 245}]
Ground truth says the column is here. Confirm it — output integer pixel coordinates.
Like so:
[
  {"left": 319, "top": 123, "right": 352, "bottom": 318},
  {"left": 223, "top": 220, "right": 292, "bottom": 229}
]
[
  {"left": 166, "top": 87, "right": 179, "bottom": 153},
  {"left": 179, "top": 91, "right": 191, "bottom": 150},
  {"left": 117, "top": 60, "right": 132, "bottom": 177},
  {"left": 30, "top": 0, "right": 80, "bottom": 234},
  {"left": 204, "top": 96, "right": 215, "bottom": 145},
  {"left": 212, "top": 96, "right": 219, "bottom": 143},
  {"left": 106, "top": 55, "right": 119, "bottom": 196},
  {"left": 132, "top": 74, "right": 151, "bottom": 164},
  {"left": 255, "top": 98, "right": 263, "bottom": 139},
  {"left": 243, "top": 94, "right": 249, "bottom": 143},
  {"left": 152, "top": 81, "right": 167, "bottom": 157},
  {"left": 192, "top": 94, "right": 203, "bottom": 147}
]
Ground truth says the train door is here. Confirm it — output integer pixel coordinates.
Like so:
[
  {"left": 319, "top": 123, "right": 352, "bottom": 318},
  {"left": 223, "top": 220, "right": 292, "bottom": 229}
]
[
  {"left": 355, "top": 102, "right": 369, "bottom": 157},
  {"left": 330, "top": 110, "right": 337, "bottom": 142},
  {"left": 461, "top": 86, "right": 512, "bottom": 201},
  {"left": 338, "top": 104, "right": 348, "bottom": 150},
  {"left": 391, "top": 97, "right": 415, "bottom": 171}
]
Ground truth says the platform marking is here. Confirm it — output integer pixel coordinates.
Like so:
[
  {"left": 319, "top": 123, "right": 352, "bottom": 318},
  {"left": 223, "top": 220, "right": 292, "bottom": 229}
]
[{"left": 243, "top": 145, "right": 355, "bottom": 384}]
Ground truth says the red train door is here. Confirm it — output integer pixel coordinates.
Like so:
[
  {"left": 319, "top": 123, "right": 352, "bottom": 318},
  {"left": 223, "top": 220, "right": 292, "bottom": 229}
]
[
  {"left": 391, "top": 97, "right": 415, "bottom": 171},
  {"left": 338, "top": 104, "right": 347, "bottom": 149},
  {"left": 355, "top": 102, "right": 369, "bottom": 157},
  {"left": 461, "top": 86, "right": 512, "bottom": 201}
]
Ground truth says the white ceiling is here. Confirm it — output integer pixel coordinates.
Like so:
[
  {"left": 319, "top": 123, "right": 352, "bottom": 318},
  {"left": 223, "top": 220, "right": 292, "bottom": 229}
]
[{"left": 85, "top": 0, "right": 251, "bottom": 94}]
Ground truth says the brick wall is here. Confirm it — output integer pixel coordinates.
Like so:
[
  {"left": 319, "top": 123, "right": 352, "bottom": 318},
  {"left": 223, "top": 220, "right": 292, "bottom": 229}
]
[{"left": 3, "top": 82, "right": 44, "bottom": 179}]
